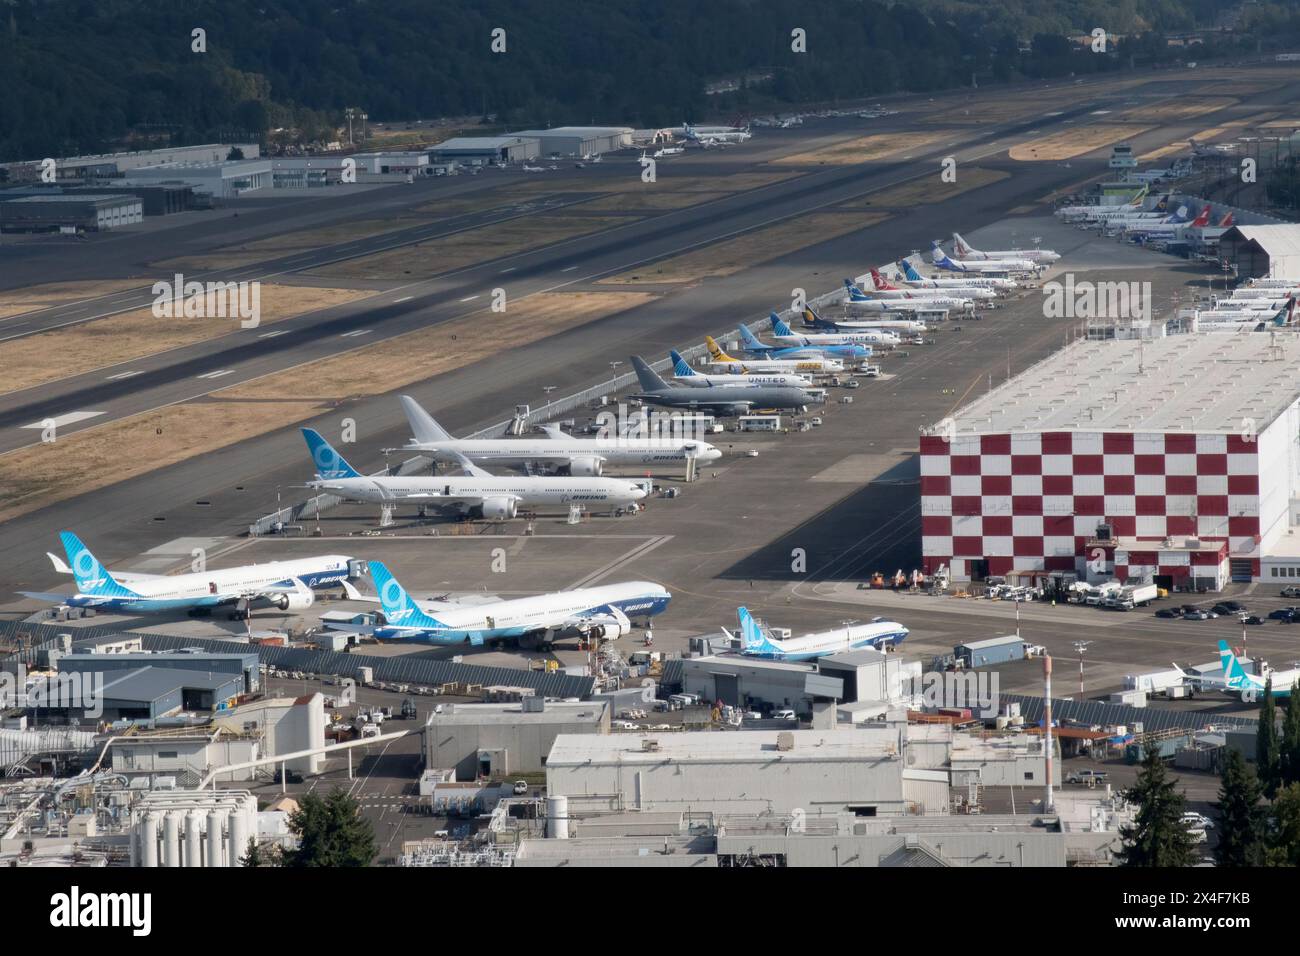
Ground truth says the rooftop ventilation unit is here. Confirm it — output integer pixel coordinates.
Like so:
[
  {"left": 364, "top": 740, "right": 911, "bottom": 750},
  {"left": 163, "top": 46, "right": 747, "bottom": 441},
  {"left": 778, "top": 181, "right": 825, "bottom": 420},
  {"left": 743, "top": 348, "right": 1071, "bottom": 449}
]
[{"left": 776, "top": 732, "right": 795, "bottom": 752}]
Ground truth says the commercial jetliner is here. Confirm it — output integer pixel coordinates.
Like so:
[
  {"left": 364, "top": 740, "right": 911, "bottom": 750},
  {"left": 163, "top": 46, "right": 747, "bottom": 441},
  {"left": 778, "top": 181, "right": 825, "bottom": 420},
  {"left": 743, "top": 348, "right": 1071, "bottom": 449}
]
[
  {"left": 840, "top": 279, "right": 938, "bottom": 313},
  {"left": 669, "top": 350, "right": 811, "bottom": 388},
  {"left": 801, "top": 304, "right": 925, "bottom": 335},
  {"left": 360, "top": 560, "right": 669, "bottom": 649},
  {"left": 632, "top": 355, "right": 811, "bottom": 415},
  {"left": 770, "top": 313, "right": 898, "bottom": 349},
  {"left": 1124, "top": 205, "right": 1210, "bottom": 238},
  {"left": 1173, "top": 640, "right": 1300, "bottom": 700},
  {"left": 705, "top": 335, "right": 844, "bottom": 373},
  {"left": 899, "top": 258, "right": 1017, "bottom": 291},
  {"left": 682, "top": 122, "right": 751, "bottom": 144},
  {"left": 397, "top": 396, "right": 720, "bottom": 475},
  {"left": 22, "top": 531, "right": 358, "bottom": 619},
  {"left": 736, "top": 323, "right": 872, "bottom": 361},
  {"left": 734, "top": 606, "right": 909, "bottom": 662},
  {"left": 951, "top": 232, "right": 1059, "bottom": 263},
  {"left": 870, "top": 269, "right": 995, "bottom": 302},
  {"left": 851, "top": 275, "right": 973, "bottom": 311},
  {"left": 301, "top": 429, "right": 646, "bottom": 518},
  {"left": 930, "top": 242, "right": 1036, "bottom": 275}
]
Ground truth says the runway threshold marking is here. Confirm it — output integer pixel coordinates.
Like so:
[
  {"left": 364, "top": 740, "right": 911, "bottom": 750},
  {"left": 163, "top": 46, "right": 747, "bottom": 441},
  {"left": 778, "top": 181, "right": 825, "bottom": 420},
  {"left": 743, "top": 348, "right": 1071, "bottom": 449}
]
[
  {"left": 105, "top": 370, "right": 144, "bottom": 381},
  {"left": 258, "top": 330, "right": 289, "bottom": 339},
  {"left": 196, "top": 369, "right": 234, "bottom": 379},
  {"left": 21, "top": 410, "right": 105, "bottom": 428},
  {"left": 392, "top": 296, "right": 414, "bottom": 303},
  {"left": 339, "top": 329, "right": 373, "bottom": 338},
  {"left": 459, "top": 295, "right": 480, "bottom": 302}
]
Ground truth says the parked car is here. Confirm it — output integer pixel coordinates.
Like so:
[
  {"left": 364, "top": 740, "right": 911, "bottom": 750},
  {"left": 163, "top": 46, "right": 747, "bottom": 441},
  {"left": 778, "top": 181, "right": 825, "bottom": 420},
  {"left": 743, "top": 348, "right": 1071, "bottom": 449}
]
[
  {"left": 1066, "top": 769, "right": 1109, "bottom": 785},
  {"left": 1243, "top": 615, "right": 1265, "bottom": 626},
  {"left": 772, "top": 709, "right": 796, "bottom": 720},
  {"left": 1282, "top": 586, "right": 1300, "bottom": 598},
  {"left": 1269, "top": 608, "right": 1298, "bottom": 621},
  {"left": 1182, "top": 811, "right": 1215, "bottom": 830},
  {"left": 512, "top": 780, "right": 529, "bottom": 795},
  {"left": 1212, "top": 604, "right": 1237, "bottom": 616},
  {"left": 1220, "top": 600, "right": 1245, "bottom": 612},
  {"left": 1155, "top": 608, "right": 1180, "bottom": 619},
  {"left": 1183, "top": 610, "right": 1213, "bottom": 620}
]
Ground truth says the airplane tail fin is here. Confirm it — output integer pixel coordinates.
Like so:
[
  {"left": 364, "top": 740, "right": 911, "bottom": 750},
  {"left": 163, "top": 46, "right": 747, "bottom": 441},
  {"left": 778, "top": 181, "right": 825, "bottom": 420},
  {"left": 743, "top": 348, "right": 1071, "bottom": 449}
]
[
  {"left": 447, "top": 450, "right": 493, "bottom": 479},
  {"left": 952, "top": 232, "right": 974, "bottom": 257},
  {"left": 302, "top": 428, "right": 361, "bottom": 480},
  {"left": 1272, "top": 296, "right": 1296, "bottom": 327},
  {"left": 843, "top": 278, "right": 867, "bottom": 300},
  {"left": 901, "top": 259, "right": 923, "bottom": 281},
  {"left": 1217, "top": 639, "right": 1251, "bottom": 688},
  {"left": 738, "top": 606, "right": 784, "bottom": 655},
  {"left": 1218, "top": 211, "right": 1234, "bottom": 228},
  {"left": 737, "top": 325, "right": 768, "bottom": 350},
  {"left": 802, "top": 305, "right": 835, "bottom": 331},
  {"left": 632, "top": 354, "right": 670, "bottom": 389},
  {"left": 705, "top": 336, "right": 737, "bottom": 364},
  {"left": 1191, "top": 205, "right": 1211, "bottom": 227},
  {"left": 870, "top": 268, "right": 896, "bottom": 291},
  {"left": 59, "top": 531, "right": 136, "bottom": 598},
  {"left": 399, "top": 395, "right": 453, "bottom": 445},
  {"left": 670, "top": 350, "right": 696, "bottom": 377},
  {"left": 1170, "top": 205, "right": 1190, "bottom": 223},
  {"left": 769, "top": 314, "right": 795, "bottom": 337},
  {"left": 368, "top": 560, "right": 444, "bottom": 629}
]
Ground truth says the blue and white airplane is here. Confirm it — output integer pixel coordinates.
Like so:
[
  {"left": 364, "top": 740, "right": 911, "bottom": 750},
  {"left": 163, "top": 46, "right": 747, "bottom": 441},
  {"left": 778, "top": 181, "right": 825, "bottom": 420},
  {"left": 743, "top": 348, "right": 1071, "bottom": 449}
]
[
  {"left": 669, "top": 349, "right": 810, "bottom": 388},
  {"left": 361, "top": 560, "right": 670, "bottom": 649},
  {"left": 736, "top": 321, "right": 872, "bottom": 361},
  {"left": 899, "top": 258, "right": 1017, "bottom": 291},
  {"left": 1174, "top": 640, "right": 1300, "bottom": 700},
  {"left": 734, "top": 606, "right": 908, "bottom": 662},
  {"left": 771, "top": 313, "right": 898, "bottom": 349},
  {"left": 22, "top": 531, "right": 358, "bottom": 618},
  {"left": 931, "top": 242, "right": 1036, "bottom": 275}
]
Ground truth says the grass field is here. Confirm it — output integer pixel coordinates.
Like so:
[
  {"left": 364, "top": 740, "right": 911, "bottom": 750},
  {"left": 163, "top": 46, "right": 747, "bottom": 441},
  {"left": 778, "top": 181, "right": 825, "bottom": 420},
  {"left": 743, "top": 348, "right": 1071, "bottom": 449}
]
[
  {"left": 772, "top": 132, "right": 951, "bottom": 166},
  {"left": 1010, "top": 124, "right": 1152, "bottom": 161},
  {"left": 0, "top": 279, "right": 149, "bottom": 320}
]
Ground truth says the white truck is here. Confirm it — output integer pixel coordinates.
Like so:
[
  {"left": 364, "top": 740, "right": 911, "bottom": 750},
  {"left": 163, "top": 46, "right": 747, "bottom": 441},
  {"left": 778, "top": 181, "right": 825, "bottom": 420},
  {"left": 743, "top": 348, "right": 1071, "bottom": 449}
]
[{"left": 1124, "top": 669, "right": 1185, "bottom": 696}]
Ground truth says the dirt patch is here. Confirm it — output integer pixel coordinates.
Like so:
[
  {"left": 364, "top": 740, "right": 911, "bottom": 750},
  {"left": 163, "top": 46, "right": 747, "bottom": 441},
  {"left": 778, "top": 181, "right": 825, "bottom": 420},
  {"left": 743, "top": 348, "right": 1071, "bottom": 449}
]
[
  {"left": 1010, "top": 125, "right": 1151, "bottom": 161},
  {"left": 1121, "top": 97, "right": 1236, "bottom": 122},
  {"left": 844, "top": 168, "right": 1010, "bottom": 208},
  {"left": 772, "top": 132, "right": 951, "bottom": 166},
  {"left": 221, "top": 291, "right": 657, "bottom": 402},
  {"left": 0, "top": 279, "right": 150, "bottom": 320},
  {"left": 0, "top": 284, "right": 375, "bottom": 396},
  {"left": 600, "top": 211, "right": 890, "bottom": 284},
  {"left": 582, "top": 190, "right": 731, "bottom": 211},
  {"left": 305, "top": 214, "right": 637, "bottom": 281},
  {"left": 0, "top": 400, "right": 326, "bottom": 523}
]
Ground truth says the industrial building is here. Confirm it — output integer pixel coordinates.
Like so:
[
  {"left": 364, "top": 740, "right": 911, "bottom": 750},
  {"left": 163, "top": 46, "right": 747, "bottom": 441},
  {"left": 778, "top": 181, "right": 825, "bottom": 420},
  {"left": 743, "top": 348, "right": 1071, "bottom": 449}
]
[
  {"left": 59, "top": 649, "right": 260, "bottom": 695},
  {"left": 510, "top": 126, "right": 633, "bottom": 157},
  {"left": 921, "top": 333, "right": 1300, "bottom": 587},
  {"left": 423, "top": 699, "right": 609, "bottom": 780},
  {"left": 0, "top": 194, "right": 142, "bottom": 233},
  {"left": 1218, "top": 224, "right": 1300, "bottom": 281},
  {"left": 126, "top": 159, "right": 272, "bottom": 197},
  {"left": 0, "top": 143, "right": 258, "bottom": 183},
  {"left": 427, "top": 136, "right": 540, "bottom": 165},
  {"left": 128, "top": 790, "right": 258, "bottom": 868},
  {"left": 271, "top": 152, "right": 430, "bottom": 187}
]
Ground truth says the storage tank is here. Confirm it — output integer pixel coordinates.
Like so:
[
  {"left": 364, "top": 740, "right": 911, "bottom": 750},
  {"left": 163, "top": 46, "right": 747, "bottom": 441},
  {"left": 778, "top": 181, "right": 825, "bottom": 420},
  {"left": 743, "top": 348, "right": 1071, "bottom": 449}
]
[
  {"left": 228, "top": 807, "right": 249, "bottom": 867},
  {"left": 546, "top": 795, "right": 570, "bottom": 840},
  {"left": 304, "top": 696, "right": 326, "bottom": 774},
  {"left": 206, "top": 809, "right": 224, "bottom": 867},
  {"left": 139, "top": 812, "right": 159, "bottom": 868},
  {"left": 162, "top": 811, "right": 181, "bottom": 868},
  {"left": 184, "top": 811, "right": 203, "bottom": 867}
]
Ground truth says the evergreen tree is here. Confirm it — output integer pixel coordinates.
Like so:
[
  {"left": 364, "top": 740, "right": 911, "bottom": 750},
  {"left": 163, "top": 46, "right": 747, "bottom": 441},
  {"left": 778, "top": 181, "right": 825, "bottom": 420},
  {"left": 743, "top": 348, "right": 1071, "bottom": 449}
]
[
  {"left": 1119, "top": 746, "right": 1199, "bottom": 867},
  {"left": 1283, "top": 681, "right": 1300, "bottom": 785},
  {"left": 282, "top": 788, "right": 377, "bottom": 868},
  {"left": 241, "top": 836, "right": 280, "bottom": 867},
  {"left": 1214, "top": 747, "right": 1265, "bottom": 866},
  {"left": 1263, "top": 783, "right": 1300, "bottom": 867},
  {"left": 1258, "top": 678, "right": 1281, "bottom": 798}
]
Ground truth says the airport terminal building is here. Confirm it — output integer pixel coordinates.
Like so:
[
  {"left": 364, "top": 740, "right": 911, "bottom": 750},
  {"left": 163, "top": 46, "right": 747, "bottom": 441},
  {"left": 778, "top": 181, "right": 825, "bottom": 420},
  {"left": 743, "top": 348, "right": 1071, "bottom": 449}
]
[{"left": 920, "top": 334, "right": 1300, "bottom": 588}]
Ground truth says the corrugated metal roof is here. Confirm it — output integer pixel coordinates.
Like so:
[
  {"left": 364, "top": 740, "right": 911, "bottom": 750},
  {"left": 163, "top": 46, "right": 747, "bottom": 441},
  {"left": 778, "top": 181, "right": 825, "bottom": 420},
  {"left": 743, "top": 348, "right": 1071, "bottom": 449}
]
[
  {"left": 957, "top": 635, "right": 1024, "bottom": 651},
  {"left": 1221, "top": 224, "right": 1300, "bottom": 262},
  {"left": 1002, "top": 693, "right": 1255, "bottom": 733}
]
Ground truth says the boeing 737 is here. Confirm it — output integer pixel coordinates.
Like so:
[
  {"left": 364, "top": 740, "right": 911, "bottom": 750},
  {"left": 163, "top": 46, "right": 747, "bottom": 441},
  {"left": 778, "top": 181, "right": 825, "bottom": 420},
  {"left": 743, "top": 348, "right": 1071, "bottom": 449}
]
[
  {"left": 632, "top": 355, "right": 812, "bottom": 415},
  {"left": 1123, "top": 205, "right": 1209, "bottom": 237},
  {"left": 770, "top": 313, "right": 898, "bottom": 348},
  {"left": 899, "top": 258, "right": 1017, "bottom": 291},
  {"left": 736, "top": 323, "right": 872, "bottom": 361},
  {"left": 930, "top": 242, "right": 1036, "bottom": 275},
  {"left": 360, "top": 560, "right": 669, "bottom": 649},
  {"left": 669, "top": 350, "right": 811, "bottom": 388},
  {"left": 734, "top": 606, "right": 909, "bottom": 662},
  {"left": 850, "top": 274, "right": 974, "bottom": 311},
  {"left": 397, "top": 396, "right": 721, "bottom": 475},
  {"left": 869, "top": 269, "right": 995, "bottom": 302},
  {"left": 1173, "top": 640, "right": 1300, "bottom": 700},
  {"left": 21, "top": 531, "right": 359, "bottom": 619},
  {"left": 952, "top": 232, "right": 1059, "bottom": 263},
  {"left": 705, "top": 335, "right": 844, "bottom": 373},
  {"left": 682, "top": 122, "right": 752, "bottom": 144},
  {"left": 802, "top": 305, "right": 925, "bottom": 334},
  {"left": 302, "top": 429, "right": 646, "bottom": 519},
  {"left": 839, "top": 279, "right": 937, "bottom": 313}
]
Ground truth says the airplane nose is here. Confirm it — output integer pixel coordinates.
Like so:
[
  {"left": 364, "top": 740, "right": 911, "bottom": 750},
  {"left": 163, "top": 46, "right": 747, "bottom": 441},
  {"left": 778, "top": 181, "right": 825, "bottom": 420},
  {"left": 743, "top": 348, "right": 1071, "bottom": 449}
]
[{"left": 630, "top": 485, "right": 648, "bottom": 500}]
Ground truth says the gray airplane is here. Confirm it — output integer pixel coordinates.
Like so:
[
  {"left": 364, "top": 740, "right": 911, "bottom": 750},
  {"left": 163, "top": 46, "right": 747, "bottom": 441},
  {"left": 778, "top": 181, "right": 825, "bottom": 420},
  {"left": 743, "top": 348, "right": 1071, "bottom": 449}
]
[{"left": 630, "top": 356, "right": 811, "bottom": 416}]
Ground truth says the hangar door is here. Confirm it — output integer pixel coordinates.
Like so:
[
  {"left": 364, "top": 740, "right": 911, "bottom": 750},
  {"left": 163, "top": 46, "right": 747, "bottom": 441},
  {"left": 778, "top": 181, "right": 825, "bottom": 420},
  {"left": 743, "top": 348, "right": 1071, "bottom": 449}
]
[{"left": 713, "top": 673, "right": 741, "bottom": 707}]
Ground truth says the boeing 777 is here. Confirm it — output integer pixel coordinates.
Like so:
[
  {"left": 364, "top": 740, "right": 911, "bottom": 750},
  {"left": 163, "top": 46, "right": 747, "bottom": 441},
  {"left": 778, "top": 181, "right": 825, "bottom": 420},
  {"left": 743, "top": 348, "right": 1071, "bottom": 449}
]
[{"left": 734, "top": 606, "right": 908, "bottom": 661}]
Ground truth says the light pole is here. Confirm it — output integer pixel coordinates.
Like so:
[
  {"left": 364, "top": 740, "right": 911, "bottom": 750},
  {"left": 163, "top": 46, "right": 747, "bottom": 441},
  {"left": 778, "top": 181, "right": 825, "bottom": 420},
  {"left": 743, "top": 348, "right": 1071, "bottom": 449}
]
[{"left": 1072, "top": 640, "right": 1092, "bottom": 699}]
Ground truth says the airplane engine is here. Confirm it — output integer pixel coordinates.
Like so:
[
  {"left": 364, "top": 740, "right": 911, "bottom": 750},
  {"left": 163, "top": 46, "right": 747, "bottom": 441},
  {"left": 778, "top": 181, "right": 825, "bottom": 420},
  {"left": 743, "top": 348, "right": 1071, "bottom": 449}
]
[
  {"left": 273, "top": 590, "right": 314, "bottom": 611},
  {"left": 565, "top": 456, "right": 603, "bottom": 477},
  {"left": 479, "top": 496, "right": 518, "bottom": 521}
]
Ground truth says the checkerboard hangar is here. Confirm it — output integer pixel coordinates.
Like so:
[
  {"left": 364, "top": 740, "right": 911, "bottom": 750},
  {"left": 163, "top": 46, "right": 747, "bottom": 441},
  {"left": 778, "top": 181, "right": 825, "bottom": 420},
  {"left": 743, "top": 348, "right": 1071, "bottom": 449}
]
[{"left": 920, "top": 332, "right": 1300, "bottom": 589}]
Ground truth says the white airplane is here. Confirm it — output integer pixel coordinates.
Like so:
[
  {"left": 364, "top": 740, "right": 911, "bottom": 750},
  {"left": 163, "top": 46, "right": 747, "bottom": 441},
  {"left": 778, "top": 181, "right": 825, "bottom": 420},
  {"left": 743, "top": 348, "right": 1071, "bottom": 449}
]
[
  {"left": 952, "top": 232, "right": 1059, "bottom": 263},
  {"left": 302, "top": 429, "right": 646, "bottom": 519},
  {"left": 682, "top": 122, "right": 751, "bottom": 144},
  {"left": 847, "top": 277, "right": 973, "bottom": 312},
  {"left": 868, "top": 270, "right": 994, "bottom": 302},
  {"left": 1055, "top": 188, "right": 1151, "bottom": 220},
  {"left": 770, "top": 313, "right": 898, "bottom": 348},
  {"left": 669, "top": 351, "right": 810, "bottom": 388},
  {"left": 839, "top": 280, "right": 939, "bottom": 313},
  {"left": 397, "top": 395, "right": 721, "bottom": 475},
  {"left": 930, "top": 242, "right": 1036, "bottom": 275},
  {"left": 704, "top": 336, "right": 843, "bottom": 373},
  {"left": 355, "top": 561, "right": 670, "bottom": 649},
  {"left": 653, "top": 146, "right": 685, "bottom": 158},
  {"left": 521, "top": 165, "right": 546, "bottom": 173},
  {"left": 734, "top": 606, "right": 908, "bottom": 662},
  {"left": 22, "top": 532, "right": 358, "bottom": 619},
  {"left": 897, "top": 259, "right": 1017, "bottom": 291},
  {"left": 1173, "top": 640, "right": 1300, "bottom": 701},
  {"left": 801, "top": 305, "right": 925, "bottom": 334},
  {"left": 1123, "top": 206, "right": 1209, "bottom": 237}
]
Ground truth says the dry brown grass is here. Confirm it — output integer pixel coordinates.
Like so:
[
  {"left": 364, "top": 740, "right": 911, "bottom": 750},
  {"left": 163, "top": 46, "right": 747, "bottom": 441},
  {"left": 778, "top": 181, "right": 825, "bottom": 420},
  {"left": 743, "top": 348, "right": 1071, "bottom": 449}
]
[
  {"left": 600, "top": 211, "right": 890, "bottom": 284},
  {"left": 1121, "top": 97, "right": 1236, "bottom": 122},
  {"left": 221, "top": 291, "right": 656, "bottom": 402},
  {"left": 0, "top": 284, "right": 375, "bottom": 396},
  {"left": 0, "top": 279, "right": 149, "bottom": 319},
  {"left": 1010, "top": 125, "right": 1151, "bottom": 161},
  {"left": 843, "top": 168, "right": 1009, "bottom": 208},
  {"left": 306, "top": 214, "right": 637, "bottom": 281},
  {"left": 582, "top": 190, "right": 731, "bottom": 211},
  {"left": 772, "top": 132, "right": 951, "bottom": 166},
  {"left": 0, "top": 400, "right": 325, "bottom": 523}
]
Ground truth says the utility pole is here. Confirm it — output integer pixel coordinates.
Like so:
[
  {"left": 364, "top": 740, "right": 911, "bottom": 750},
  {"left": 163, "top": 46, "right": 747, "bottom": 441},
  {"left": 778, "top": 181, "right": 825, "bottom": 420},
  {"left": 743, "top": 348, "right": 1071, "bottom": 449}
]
[{"left": 1072, "top": 640, "right": 1092, "bottom": 699}]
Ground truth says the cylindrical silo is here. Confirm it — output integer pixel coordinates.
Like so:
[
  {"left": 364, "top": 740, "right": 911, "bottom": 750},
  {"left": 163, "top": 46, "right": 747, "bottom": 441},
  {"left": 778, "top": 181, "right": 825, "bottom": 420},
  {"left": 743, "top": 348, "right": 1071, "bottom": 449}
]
[
  {"left": 162, "top": 811, "right": 181, "bottom": 868},
  {"left": 184, "top": 810, "right": 203, "bottom": 868},
  {"left": 139, "top": 812, "right": 159, "bottom": 868},
  {"left": 546, "top": 795, "right": 570, "bottom": 840},
  {"left": 206, "top": 809, "right": 225, "bottom": 867},
  {"left": 228, "top": 808, "right": 249, "bottom": 867}
]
